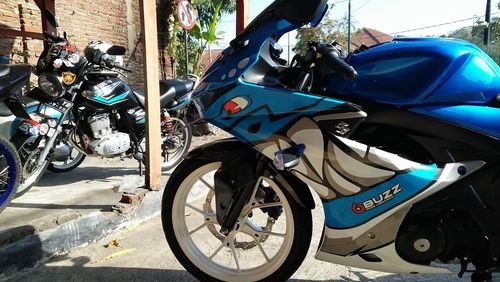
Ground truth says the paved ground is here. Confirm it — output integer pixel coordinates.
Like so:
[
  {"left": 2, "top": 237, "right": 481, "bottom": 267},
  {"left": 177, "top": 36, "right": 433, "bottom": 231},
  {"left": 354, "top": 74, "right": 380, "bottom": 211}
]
[
  {"left": 0, "top": 157, "right": 139, "bottom": 232},
  {"left": 0, "top": 132, "right": 497, "bottom": 281},
  {"left": 0, "top": 134, "right": 221, "bottom": 233},
  {"left": 3, "top": 196, "right": 489, "bottom": 282}
]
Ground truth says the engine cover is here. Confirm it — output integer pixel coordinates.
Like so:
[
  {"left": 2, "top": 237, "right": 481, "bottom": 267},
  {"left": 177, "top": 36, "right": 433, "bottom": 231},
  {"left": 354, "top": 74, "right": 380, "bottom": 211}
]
[
  {"left": 89, "top": 132, "right": 130, "bottom": 157},
  {"left": 88, "top": 114, "right": 111, "bottom": 139}
]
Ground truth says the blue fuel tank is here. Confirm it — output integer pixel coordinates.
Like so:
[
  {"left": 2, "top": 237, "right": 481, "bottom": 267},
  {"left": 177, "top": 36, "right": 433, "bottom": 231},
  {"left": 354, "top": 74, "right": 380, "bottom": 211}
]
[{"left": 327, "top": 38, "right": 500, "bottom": 106}]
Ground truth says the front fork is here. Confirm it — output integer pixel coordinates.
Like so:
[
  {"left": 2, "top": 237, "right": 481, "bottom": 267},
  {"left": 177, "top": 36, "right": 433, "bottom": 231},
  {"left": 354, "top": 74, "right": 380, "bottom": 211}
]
[
  {"left": 35, "top": 101, "right": 73, "bottom": 167},
  {"left": 215, "top": 155, "right": 268, "bottom": 235}
]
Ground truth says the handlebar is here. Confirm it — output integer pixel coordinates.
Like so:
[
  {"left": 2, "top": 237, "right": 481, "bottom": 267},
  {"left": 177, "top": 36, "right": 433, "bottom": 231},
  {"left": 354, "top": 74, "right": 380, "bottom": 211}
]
[
  {"left": 97, "top": 53, "right": 132, "bottom": 73},
  {"left": 320, "top": 46, "right": 358, "bottom": 80},
  {"left": 113, "top": 64, "right": 132, "bottom": 73}
]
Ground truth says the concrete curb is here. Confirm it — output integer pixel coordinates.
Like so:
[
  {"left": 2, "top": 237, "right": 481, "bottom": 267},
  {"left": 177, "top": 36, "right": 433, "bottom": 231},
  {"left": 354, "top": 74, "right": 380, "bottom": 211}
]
[{"left": 0, "top": 186, "right": 164, "bottom": 276}]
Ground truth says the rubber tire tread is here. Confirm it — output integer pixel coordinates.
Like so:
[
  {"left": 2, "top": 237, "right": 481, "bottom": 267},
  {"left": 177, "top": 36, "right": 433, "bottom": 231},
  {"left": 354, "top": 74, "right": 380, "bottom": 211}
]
[
  {"left": 161, "top": 157, "right": 313, "bottom": 282},
  {"left": 161, "top": 116, "right": 192, "bottom": 172},
  {"left": 47, "top": 153, "right": 86, "bottom": 173},
  {"left": 0, "top": 134, "right": 21, "bottom": 213},
  {"left": 10, "top": 133, "right": 49, "bottom": 197}
]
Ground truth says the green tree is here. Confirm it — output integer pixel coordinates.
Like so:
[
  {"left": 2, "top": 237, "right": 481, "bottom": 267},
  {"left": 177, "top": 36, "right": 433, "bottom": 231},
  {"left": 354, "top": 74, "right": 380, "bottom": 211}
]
[
  {"left": 167, "top": 0, "right": 236, "bottom": 75},
  {"left": 446, "top": 2, "right": 500, "bottom": 64},
  {"left": 294, "top": 11, "right": 350, "bottom": 55}
]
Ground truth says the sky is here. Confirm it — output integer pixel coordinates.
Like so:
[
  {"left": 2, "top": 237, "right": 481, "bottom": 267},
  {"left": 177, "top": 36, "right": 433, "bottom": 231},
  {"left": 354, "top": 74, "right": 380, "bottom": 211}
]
[{"left": 210, "top": 0, "right": 499, "bottom": 56}]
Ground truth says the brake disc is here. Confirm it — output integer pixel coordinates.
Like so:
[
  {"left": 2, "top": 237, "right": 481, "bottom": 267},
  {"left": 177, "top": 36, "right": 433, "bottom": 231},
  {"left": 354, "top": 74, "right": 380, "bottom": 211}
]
[{"left": 203, "top": 190, "right": 276, "bottom": 250}]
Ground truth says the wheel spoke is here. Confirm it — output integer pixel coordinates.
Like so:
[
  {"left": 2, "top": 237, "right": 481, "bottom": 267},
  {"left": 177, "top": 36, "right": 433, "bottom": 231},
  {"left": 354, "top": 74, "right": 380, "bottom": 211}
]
[
  {"left": 241, "top": 220, "right": 286, "bottom": 239},
  {"left": 230, "top": 243, "right": 241, "bottom": 271},
  {"left": 186, "top": 203, "right": 205, "bottom": 214},
  {"left": 254, "top": 229, "right": 286, "bottom": 238},
  {"left": 249, "top": 177, "right": 264, "bottom": 203},
  {"left": 186, "top": 203, "right": 216, "bottom": 222},
  {"left": 172, "top": 121, "right": 180, "bottom": 132},
  {"left": 188, "top": 222, "right": 208, "bottom": 235},
  {"left": 199, "top": 177, "right": 214, "bottom": 191},
  {"left": 0, "top": 178, "right": 8, "bottom": 186},
  {"left": 208, "top": 242, "right": 225, "bottom": 261},
  {"left": 0, "top": 166, "right": 9, "bottom": 177},
  {"left": 254, "top": 237, "right": 270, "bottom": 262}
]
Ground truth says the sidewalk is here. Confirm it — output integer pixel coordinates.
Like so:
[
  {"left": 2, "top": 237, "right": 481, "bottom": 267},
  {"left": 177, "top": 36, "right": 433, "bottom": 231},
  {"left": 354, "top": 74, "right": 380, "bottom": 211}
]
[{"left": 0, "top": 135, "right": 219, "bottom": 275}]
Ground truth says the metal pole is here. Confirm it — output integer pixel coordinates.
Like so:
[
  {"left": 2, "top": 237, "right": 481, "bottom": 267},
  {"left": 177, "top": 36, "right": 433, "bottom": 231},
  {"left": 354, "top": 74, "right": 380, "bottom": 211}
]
[
  {"left": 184, "top": 29, "right": 189, "bottom": 74},
  {"left": 208, "top": 44, "right": 212, "bottom": 63},
  {"left": 347, "top": 0, "right": 351, "bottom": 53},
  {"left": 485, "top": 0, "right": 491, "bottom": 55}
]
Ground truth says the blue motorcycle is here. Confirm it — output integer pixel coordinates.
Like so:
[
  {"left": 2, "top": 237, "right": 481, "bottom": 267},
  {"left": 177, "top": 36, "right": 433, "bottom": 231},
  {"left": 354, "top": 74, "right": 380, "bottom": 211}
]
[
  {"left": 0, "top": 65, "right": 25, "bottom": 213},
  {"left": 161, "top": 0, "right": 500, "bottom": 281}
]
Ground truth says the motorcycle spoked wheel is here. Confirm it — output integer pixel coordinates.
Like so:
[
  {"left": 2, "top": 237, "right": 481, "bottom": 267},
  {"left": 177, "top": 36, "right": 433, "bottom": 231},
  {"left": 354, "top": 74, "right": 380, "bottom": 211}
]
[
  {"left": 162, "top": 158, "right": 312, "bottom": 282},
  {"left": 0, "top": 135, "right": 21, "bottom": 214},
  {"left": 11, "top": 134, "right": 50, "bottom": 197},
  {"left": 140, "top": 117, "right": 192, "bottom": 171},
  {"left": 161, "top": 117, "right": 192, "bottom": 171},
  {"left": 47, "top": 141, "right": 86, "bottom": 173}
]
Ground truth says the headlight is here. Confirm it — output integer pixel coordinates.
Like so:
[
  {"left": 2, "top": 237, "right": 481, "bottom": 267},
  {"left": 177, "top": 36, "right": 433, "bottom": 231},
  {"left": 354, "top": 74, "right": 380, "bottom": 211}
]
[{"left": 38, "top": 73, "right": 64, "bottom": 100}]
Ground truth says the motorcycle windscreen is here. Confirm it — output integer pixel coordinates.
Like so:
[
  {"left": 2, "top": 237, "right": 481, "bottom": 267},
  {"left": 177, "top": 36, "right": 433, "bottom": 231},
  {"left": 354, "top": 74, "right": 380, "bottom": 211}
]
[
  {"left": 274, "top": 0, "right": 328, "bottom": 25},
  {"left": 234, "top": 0, "right": 328, "bottom": 41}
]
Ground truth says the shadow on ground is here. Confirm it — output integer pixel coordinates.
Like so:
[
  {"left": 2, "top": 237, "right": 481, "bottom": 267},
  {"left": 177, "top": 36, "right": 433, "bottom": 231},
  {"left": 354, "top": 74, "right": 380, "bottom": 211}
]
[
  {"left": 9, "top": 254, "right": 196, "bottom": 282},
  {"left": 9, "top": 261, "right": 475, "bottom": 282},
  {"left": 8, "top": 202, "right": 113, "bottom": 211},
  {"left": 36, "top": 167, "right": 140, "bottom": 187}
]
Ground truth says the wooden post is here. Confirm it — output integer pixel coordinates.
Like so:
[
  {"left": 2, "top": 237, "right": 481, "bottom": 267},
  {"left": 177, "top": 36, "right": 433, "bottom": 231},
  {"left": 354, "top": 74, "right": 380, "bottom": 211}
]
[
  {"left": 34, "top": 0, "right": 57, "bottom": 36},
  {"left": 139, "top": 0, "right": 162, "bottom": 191},
  {"left": 236, "top": 0, "right": 250, "bottom": 35}
]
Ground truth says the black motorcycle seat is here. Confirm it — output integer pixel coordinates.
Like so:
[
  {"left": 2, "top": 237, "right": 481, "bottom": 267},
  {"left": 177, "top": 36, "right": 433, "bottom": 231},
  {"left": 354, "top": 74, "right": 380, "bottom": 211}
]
[
  {"left": 0, "top": 64, "right": 32, "bottom": 102},
  {"left": 159, "top": 79, "right": 194, "bottom": 101},
  {"left": 133, "top": 79, "right": 194, "bottom": 108}
]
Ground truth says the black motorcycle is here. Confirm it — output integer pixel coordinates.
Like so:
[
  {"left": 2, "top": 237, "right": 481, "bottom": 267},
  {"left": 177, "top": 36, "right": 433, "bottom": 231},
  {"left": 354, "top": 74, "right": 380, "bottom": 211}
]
[{"left": 12, "top": 12, "right": 194, "bottom": 194}]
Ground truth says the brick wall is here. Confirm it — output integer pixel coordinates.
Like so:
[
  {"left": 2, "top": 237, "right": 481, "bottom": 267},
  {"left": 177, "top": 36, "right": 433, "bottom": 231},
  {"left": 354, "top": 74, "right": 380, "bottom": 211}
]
[{"left": 0, "top": 0, "right": 172, "bottom": 89}]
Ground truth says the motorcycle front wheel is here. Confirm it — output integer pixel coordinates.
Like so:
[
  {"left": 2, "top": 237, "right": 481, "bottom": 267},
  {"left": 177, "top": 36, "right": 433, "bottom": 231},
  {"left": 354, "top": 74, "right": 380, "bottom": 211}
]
[
  {"left": 162, "top": 158, "right": 312, "bottom": 281},
  {"left": 11, "top": 134, "right": 50, "bottom": 196},
  {"left": 48, "top": 141, "right": 86, "bottom": 173},
  {"left": 0, "top": 135, "right": 21, "bottom": 213}
]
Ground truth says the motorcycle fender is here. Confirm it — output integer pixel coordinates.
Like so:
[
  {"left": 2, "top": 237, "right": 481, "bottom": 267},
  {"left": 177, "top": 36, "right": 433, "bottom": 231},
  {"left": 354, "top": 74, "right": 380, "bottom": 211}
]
[{"left": 186, "top": 138, "right": 315, "bottom": 210}]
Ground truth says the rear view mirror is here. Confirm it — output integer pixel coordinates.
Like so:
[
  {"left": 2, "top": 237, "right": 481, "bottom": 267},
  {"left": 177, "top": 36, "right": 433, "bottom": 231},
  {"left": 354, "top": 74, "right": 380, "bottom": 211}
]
[{"left": 275, "top": 0, "right": 327, "bottom": 25}]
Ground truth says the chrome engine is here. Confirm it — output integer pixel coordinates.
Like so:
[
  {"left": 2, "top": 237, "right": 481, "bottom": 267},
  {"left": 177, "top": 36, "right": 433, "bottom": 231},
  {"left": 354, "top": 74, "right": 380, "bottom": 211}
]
[{"left": 87, "top": 114, "right": 130, "bottom": 157}]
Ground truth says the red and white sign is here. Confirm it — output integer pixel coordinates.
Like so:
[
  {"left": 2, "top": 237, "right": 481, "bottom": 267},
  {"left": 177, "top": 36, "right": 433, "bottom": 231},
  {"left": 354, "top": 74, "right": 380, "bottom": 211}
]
[{"left": 177, "top": 0, "right": 197, "bottom": 30}]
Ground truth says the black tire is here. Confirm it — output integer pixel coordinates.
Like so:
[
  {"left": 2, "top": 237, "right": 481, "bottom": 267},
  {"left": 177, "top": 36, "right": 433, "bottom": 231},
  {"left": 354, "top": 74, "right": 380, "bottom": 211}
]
[
  {"left": 162, "top": 157, "right": 312, "bottom": 282},
  {"left": 48, "top": 152, "right": 86, "bottom": 173},
  {"left": 0, "top": 135, "right": 21, "bottom": 214},
  {"left": 10, "top": 133, "right": 50, "bottom": 197},
  {"left": 160, "top": 116, "right": 192, "bottom": 171}
]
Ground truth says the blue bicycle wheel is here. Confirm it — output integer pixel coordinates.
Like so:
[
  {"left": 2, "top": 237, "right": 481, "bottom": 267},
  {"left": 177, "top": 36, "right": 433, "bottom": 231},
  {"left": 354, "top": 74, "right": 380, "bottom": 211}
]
[{"left": 0, "top": 135, "right": 21, "bottom": 214}]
